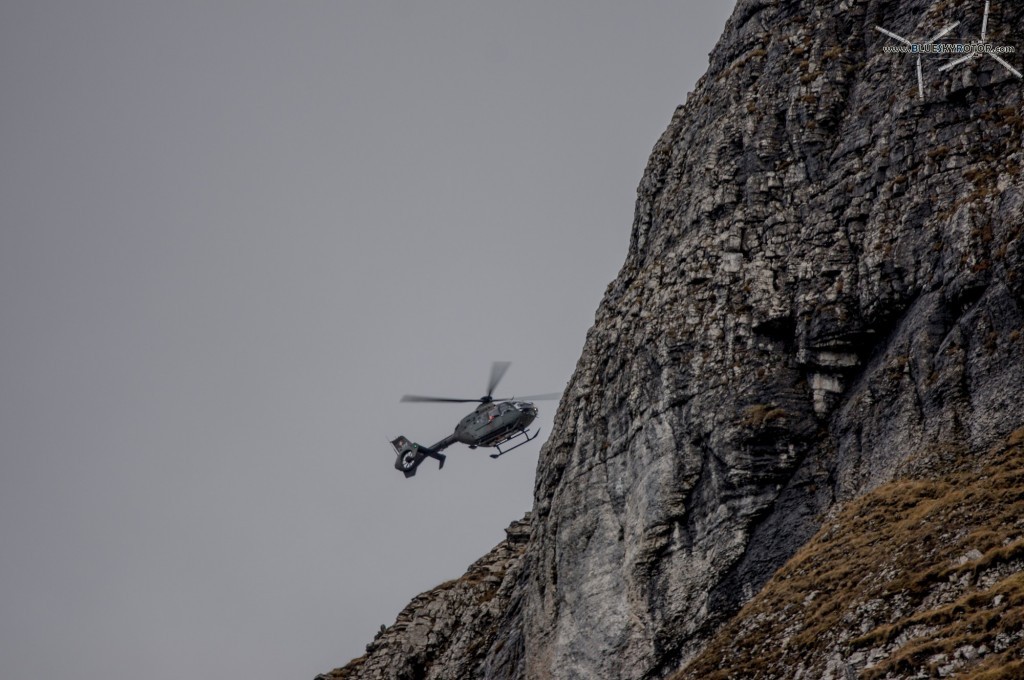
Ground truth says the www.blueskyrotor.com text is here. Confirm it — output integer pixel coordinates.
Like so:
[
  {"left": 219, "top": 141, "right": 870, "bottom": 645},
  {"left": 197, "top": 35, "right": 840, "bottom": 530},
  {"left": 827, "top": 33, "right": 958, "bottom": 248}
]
[{"left": 882, "top": 42, "right": 1016, "bottom": 54}]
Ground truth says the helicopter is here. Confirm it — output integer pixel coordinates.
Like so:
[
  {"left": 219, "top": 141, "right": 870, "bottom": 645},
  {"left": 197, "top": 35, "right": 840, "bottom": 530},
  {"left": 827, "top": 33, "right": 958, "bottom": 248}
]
[{"left": 391, "top": 362, "right": 560, "bottom": 478}]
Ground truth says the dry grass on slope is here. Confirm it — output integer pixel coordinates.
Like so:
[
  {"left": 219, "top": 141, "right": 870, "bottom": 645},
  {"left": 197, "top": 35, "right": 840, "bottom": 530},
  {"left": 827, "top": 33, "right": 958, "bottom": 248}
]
[{"left": 675, "top": 428, "right": 1024, "bottom": 680}]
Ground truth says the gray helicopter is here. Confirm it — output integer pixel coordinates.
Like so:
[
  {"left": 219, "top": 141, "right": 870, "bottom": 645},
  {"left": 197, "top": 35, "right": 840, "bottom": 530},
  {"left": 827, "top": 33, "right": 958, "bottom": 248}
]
[{"left": 391, "top": 362, "right": 559, "bottom": 478}]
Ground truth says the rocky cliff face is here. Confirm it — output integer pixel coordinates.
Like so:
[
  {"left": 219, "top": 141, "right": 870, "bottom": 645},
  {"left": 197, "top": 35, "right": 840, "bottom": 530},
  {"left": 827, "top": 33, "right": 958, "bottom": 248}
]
[
  {"left": 318, "top": 516, "right": 532, "bottom": 680},
  {"left": 675, "top": 428, "right": 1024, "bottom": 680},
  {"left": 324, "top": 0, "right": 1024, "bottom": 677}
]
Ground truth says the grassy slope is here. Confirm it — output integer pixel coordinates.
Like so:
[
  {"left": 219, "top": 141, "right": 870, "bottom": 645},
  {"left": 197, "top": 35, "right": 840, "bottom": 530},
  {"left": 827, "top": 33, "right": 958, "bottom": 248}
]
[{"left": 675, "top": 428, "right": 1024, "bottom": 679}]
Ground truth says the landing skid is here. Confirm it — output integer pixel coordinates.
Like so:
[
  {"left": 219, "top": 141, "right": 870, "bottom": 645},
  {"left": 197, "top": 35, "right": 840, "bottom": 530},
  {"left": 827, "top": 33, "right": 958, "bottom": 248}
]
[{"left": 489, "top": 427, "right": 541, "bottom": 459}]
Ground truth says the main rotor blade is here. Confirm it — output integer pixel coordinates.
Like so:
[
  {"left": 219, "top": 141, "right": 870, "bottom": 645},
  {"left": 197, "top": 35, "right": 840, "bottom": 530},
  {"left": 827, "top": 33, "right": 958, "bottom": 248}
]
[
  {"left": 989, "top": 53, "right": 1023, "bottom": 79},
  {"left": 489, "top": 393, "right": 562, "bottom": 402},
  {"left": 940, "top": 53, "right": 977, "bottom": 71},
  {"left": 486, "top": 361, "right": 511, "bottom": 398},
  {"left": 874, "top": 26, "right": 912, "bottom": 46},
  {"left": 400, "top": 395, "right": 482, "bottom": 403},
  {"left": 513, "top": 392, "right": 563, "bottom": 401},
  {"left": 982, "top": 0, "right": 989, "bottom": 42},
  {"left": 930, "top": 21, "right": 959, "bottom": 42}
]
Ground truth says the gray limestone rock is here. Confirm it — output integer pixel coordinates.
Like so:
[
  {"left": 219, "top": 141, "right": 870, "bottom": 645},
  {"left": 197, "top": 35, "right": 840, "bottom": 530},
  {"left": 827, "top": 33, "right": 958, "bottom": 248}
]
[
  {"left": 325, "top": 0, "right": 1024, "bottom": 677},
  {"left": 319, "top": 516, "right": 531, "bottom": 680}
]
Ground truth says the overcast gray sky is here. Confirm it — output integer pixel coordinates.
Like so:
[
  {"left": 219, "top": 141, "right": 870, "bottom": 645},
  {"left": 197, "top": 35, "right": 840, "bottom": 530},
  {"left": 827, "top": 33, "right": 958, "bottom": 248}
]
[{"left": 0, "top": 2, "right": 733, "bottom": 678}]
